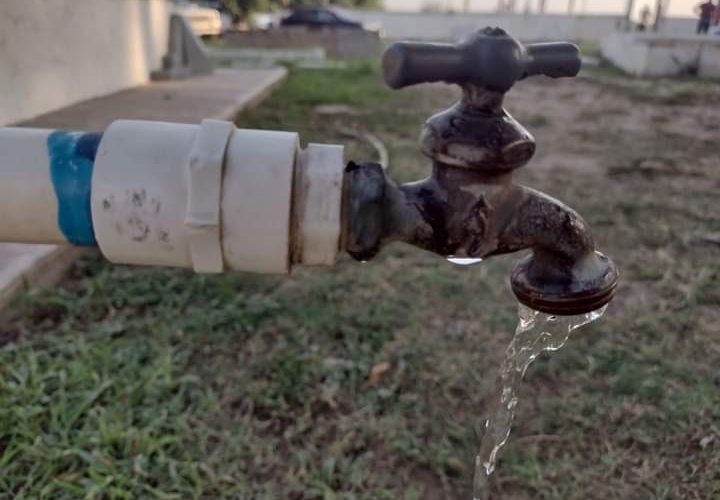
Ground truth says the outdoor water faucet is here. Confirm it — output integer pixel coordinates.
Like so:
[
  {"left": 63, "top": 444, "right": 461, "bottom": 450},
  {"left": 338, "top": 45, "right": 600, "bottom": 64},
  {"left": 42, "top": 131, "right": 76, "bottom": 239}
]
[
  {"left": 0, "top": 27, "right": 617, "bottom": 315},
  {"left": 343, "top": 27, "right": 619, "bottom": 315}
]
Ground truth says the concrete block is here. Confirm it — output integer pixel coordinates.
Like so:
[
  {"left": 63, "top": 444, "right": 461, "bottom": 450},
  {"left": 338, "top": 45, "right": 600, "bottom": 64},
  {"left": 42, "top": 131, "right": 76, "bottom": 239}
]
[{"left": 602, "top": 32, "right": 720, "bottom": 78}]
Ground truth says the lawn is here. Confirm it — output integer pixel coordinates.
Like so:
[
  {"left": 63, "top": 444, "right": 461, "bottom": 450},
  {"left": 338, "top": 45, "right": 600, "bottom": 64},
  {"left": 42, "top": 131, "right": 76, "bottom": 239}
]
[{"left": 1, "top": 61, "right": 719, "bottom": 499}]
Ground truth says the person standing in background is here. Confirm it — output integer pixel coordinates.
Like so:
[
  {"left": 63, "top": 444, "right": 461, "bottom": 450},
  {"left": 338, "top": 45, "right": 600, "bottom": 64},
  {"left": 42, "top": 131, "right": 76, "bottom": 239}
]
[{"left": 696, "top": 1, "right": 716, "bottom": 34}]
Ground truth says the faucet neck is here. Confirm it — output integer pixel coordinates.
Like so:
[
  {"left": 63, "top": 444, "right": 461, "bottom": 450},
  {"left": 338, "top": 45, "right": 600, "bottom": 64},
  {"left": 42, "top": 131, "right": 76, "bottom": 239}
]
[
  {"left": 432, "top": 161, "right": 513, "bottom": 186},
  {"left": 420, "top": 91, "right": 535, "bottom": 174},
  {"left": 460, "top": 84, "right": 505, "bottom": 114}
]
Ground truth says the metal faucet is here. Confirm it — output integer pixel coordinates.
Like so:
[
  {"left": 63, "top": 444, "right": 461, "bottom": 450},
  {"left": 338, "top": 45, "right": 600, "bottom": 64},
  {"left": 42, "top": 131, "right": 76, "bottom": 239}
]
[{"left": 342, "top": 27, "right": 619, "bottom": 316}]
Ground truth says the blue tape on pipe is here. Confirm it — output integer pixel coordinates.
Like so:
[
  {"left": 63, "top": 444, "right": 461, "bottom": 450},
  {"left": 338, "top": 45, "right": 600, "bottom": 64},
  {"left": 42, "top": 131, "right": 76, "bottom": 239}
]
[{"left": 47, "top": 131, "right": 103, "bottom": 246}]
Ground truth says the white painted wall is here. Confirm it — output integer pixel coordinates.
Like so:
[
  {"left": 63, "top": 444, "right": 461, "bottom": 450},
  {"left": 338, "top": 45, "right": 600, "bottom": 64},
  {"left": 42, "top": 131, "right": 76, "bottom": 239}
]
[
  {"left": 334, "top": 8, "right": 698, "bottom": 44},
  {"left": 0, "top": 0, "right": 171, "bottom": 126},
  {"left": 382, "top": 0, "right": 699, "bottom": 19},
  {"left": 337, "top": 9, "right": 622, "bottom": 42}
]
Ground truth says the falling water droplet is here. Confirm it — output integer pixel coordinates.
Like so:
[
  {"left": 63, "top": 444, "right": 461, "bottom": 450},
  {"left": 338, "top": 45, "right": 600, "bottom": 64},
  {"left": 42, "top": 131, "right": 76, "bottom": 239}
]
[{"left": 447, "top": 256, "right": 484, "bottom": 266}]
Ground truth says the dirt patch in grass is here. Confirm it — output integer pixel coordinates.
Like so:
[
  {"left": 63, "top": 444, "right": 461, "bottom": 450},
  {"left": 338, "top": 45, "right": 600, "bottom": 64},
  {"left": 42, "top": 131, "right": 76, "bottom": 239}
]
[{"left": 1, "top": 61, "right": 719, "bottom": 499}]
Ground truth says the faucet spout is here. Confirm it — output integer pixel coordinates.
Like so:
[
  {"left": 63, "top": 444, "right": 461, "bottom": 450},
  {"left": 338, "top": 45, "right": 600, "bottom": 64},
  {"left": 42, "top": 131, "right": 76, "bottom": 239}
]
[
  {"left": 343, "top": 28, "right": 619, "bottom": 315},
  {"left": 342, "top": 163, "right": 618, "bottom": 315},
  {"left": 497, "top": 186, "right": 619, "bottom": 315}
]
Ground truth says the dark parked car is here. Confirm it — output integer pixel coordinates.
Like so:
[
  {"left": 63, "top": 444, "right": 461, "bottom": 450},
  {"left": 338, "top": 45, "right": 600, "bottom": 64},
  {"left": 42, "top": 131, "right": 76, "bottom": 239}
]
[{"left": 280, "top": 8, "right": 362, "bottom": 29}]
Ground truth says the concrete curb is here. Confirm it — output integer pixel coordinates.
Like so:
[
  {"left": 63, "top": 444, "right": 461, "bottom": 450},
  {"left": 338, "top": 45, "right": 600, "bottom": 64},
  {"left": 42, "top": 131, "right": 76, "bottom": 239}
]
[
  {"left": 0, "top": 246, "right": 89, "bottom": 313},
  {"left": 214, "top": 68, "right": 288, "bottom": 121}
]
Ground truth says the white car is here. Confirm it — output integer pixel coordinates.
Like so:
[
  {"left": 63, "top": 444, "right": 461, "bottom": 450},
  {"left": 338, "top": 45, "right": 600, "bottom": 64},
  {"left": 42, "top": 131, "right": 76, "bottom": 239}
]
[{"left": 173, "top": 1, "right": 224, "bottom": 37}]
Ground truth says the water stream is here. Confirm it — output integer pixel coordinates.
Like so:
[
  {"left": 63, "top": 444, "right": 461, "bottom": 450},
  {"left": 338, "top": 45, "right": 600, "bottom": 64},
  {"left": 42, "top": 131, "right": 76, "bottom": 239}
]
[{"left": 472, "top": 303, "right": 607, "bottom": 500}]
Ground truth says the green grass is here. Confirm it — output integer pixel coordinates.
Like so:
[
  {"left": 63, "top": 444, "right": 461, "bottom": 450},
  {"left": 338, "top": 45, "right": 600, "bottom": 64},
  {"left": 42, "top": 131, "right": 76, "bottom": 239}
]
[{"left": 2, "top": 61, "right": 720, "bottom": 499}]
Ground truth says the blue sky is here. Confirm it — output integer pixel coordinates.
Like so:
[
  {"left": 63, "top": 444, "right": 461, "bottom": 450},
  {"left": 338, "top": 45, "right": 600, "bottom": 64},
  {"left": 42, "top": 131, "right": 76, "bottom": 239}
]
[{"left": 384, "top": 0, "right": 698, "bottom": 18}]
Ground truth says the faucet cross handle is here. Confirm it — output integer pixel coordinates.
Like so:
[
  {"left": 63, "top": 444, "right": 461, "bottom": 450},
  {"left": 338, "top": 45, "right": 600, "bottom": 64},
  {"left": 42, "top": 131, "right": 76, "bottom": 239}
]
[
  {"left": 345, "top": 28, "right": 618, "bottom": 315},
  {"left": 382, "top": 27, "right": 582, "bottom": 93}
]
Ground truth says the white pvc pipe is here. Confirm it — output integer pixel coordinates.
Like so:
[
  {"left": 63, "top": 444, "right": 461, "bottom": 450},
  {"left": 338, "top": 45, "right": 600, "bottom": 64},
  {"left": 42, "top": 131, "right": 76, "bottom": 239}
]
[
  {"left": 92, "top": 121, "right": 198, "bottom": 268},
  {"left": 219, "top": 124, "right": 299, "bottom": 273},
  {"left": 0, "top": 119, "right": 346, "bottom": 274}
]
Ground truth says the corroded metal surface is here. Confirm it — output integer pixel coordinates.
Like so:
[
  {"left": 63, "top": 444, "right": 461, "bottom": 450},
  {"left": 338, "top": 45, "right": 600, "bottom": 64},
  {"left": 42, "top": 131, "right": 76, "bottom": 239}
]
[{"left": 344, "top": 27, "right": 619, "bottom": 316}]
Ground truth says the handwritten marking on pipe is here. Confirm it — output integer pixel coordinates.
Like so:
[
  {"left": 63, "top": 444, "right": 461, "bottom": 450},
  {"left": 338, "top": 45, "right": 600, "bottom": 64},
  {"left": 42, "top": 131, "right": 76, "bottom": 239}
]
[{"left": 47, "top": 131, "right": 102, "bottom": 246}]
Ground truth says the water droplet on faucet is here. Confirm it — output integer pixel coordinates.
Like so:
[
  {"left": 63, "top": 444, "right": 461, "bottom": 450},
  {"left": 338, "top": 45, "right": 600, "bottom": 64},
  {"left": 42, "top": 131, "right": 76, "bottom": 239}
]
[{"left": 447, "top": 256, "right": 484, "bottom": 266}]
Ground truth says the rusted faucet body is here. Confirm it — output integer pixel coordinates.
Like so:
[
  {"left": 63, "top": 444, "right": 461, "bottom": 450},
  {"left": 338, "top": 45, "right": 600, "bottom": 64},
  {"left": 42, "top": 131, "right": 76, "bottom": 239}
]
[{"left": 343, "top": 28, "right": 618, "bottom": 315}]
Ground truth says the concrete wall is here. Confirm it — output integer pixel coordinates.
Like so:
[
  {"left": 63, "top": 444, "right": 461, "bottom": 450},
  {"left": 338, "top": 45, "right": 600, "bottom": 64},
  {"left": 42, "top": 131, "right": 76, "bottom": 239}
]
[
  {"left": 0, "top": 0, "right": 171, "bottom": 126},
  {"left": 336, "top": 9, "right": 622, "bottom": 43},
  {"left": 332, "top": 9, "right": 699, "bottom": 44},
  {"left": 602, "top": 33, "right": 720, "bottom": 78},
  {"left": 223, "top": 27, "right": 382, "bottom": 58}
]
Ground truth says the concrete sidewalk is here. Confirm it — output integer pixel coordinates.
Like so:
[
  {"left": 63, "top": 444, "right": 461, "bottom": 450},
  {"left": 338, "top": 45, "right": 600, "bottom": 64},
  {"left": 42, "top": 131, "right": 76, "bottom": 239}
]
[{"left": 1, "top": 68, "right": 287, "bottom": 311}]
